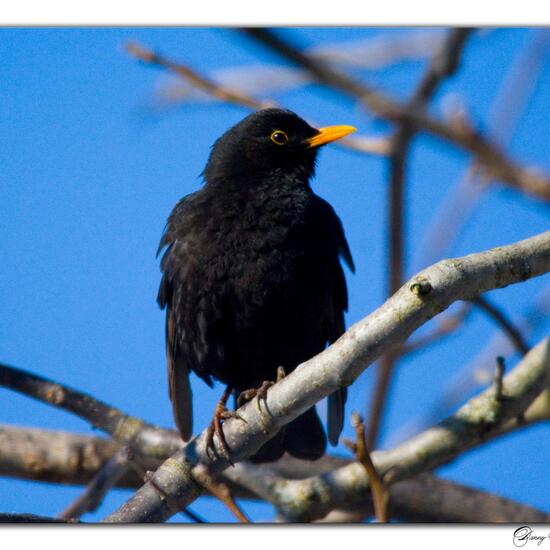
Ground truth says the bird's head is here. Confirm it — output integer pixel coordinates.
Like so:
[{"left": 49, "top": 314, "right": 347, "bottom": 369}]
[{"left": 203, "top": 108, "right": 356, "bottom": 186}]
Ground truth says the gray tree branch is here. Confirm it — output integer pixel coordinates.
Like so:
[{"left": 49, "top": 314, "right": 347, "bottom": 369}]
[
  {"left": 318, "top": 473, "right": 550, "bottom": 523},
  {"left": 104, "top": 230, "right": 550, "bottom": 522},
  {"left": 239, "top": 338, "right": 550, "bottom": 521},
  {"left": 0, "top": 363, "right": 182, "bottom": 460},
  {"left": 58, "top": 445, "right": 133, "bottom": 520},
  {"left": 2, "top": 423, "right": 549, "bottom": 523}
]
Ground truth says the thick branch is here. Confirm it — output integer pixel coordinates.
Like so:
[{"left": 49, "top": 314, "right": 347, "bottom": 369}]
[
  {"left": 388, "top": 473, "right": 550, "bottom": 523},
  {"left": 7, "top": 382, "right": 548, "bottom": 490},
  {"left": 0, "top": 364, "right": 182, "bottom": 460},
  {"left": 319, "top": 473, "right": 550, "bottom": 523},
  {"left": 0, "top": 424, "right": 171, "bottom": 488},
  {"left": 263, "top": 338, "right": 550, "bottom": 521},
  {"left": 2, "top": 416, "right": 549, "bottom": 523},
  {"left": 59, "top": 446, "right": 133, "bottom": 520},
  {"left": 105, "top": 231, "right": 550, "bottom": 522}
]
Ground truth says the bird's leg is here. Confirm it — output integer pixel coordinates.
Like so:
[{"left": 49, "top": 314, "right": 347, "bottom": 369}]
[
  {"left": 237, "top": 366, "right": 286, "bottom": 416},
  {"left": 205, "top": 386, "right": 245, "bottom": 464}
]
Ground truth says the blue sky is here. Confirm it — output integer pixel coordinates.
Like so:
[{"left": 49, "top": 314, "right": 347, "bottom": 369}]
[{"left": 1, "top": 27, "right": 549, "bottom": 522}]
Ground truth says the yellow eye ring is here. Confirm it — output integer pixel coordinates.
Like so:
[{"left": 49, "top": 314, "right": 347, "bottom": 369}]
[{"left": 270, "top": 130, "right": 289, "bottom": 145}]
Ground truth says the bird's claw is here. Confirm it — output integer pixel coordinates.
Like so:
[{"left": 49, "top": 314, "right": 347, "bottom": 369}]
[
  {"left": 205, "top": 388, "right": 246, "bottom": 465},
  {"left": 275, "top": 365, "right": 286, "bottom": 383},
  {"left": 237, "top": 366, "right": 286, "bottom": 416}
]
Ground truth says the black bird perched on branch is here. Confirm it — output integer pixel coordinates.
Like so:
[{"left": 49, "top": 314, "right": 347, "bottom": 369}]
[{"left": 157, "top": 108, "right": 355, "bottom": 462}]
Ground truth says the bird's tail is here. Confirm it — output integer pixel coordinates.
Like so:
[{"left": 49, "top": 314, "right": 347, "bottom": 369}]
[{"left": 248, "top": 407, "right": 326, "bottom": 463}]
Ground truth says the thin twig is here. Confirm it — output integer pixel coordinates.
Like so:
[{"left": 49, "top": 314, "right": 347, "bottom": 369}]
[
  {"left": 193, "top": 465, "right": 250, "bottom": 523},
  {"left": 178, "top": 507, "right": 207, "bottom": 524},
  {"left": 241, "top": 28, "right": 550, "bottom": 203},
  {"left": 494, "top": 357, "right": 506, "bottom": 401},
  {"left": 127, "top": 42, "right": 270, "bottom": 110},
  {"left": 472, "top": 295, "right": 530, "bottom": 356},
  {"left": 368, "top": 123, "right": 408, "bottom": 447},
  {"left": 400, "top": 302, "right": 472, "bottom": 356},
  {"left": 417, "top": 29, "right": 550, "bottom": 269},
  {"left": 343, "top": 413, "right": 390, "bottom": 522},
  {"left": 0, "top": 513, "right": 79, "bottom": 524},
  {"left": 59, "top": 446, "right": 133, "bottom": 520},
  {"left": 126, "top": 41, "right": 389, "bottom": 157},
  {"left": 367, "top": 28, "right": 474, "bottom": 448},
  {"left": 411, "top": 28, "right": 474, "bottom": 103},
  {"left": 390, "top": 286, "right": 550, "bottom": 445}
]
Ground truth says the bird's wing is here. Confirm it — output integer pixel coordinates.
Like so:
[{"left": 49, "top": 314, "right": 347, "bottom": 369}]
[
  {"left": 156, "top": 193, "right": 206, "bottom": 442},
  {"left": 166, "top": 308, "right": 193, "bottom": 441},
  {"left": 314, "top": 197, "right": 353, "bottom": 446}
]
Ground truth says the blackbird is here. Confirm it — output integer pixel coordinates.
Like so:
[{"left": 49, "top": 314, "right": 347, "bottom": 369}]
[{"left": 157, "top": 108, "right": 355, "bottom": 462}]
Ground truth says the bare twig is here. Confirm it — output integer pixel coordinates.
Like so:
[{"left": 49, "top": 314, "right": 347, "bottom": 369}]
[
  {"left": 410, "top": 28, "right": 474, "bottom": 103},
  {"left": 127, "top": 42, "right": 270, "bottom": 110},
  {"left": 158, "top": 30, "right": 447, "bottom": 107},
  {"left": 59, "top": 446, "right": 133, "bottom": 520},
  {"left": 193, "top": 465, "right": 250, "bottom": 523},
  {"left": 493, "top": 357, "right": 506, "bottom": 401},
  {"left": 126, "top": 41, "right": 389, "bottom": 157},
  {"left": 311, "top": 29, "right": 447, "bottom": 70},
  {"left": 367, "top": 28, "right": 474, "bottom": 447},
  {"left": 400, "top": 302, "right": 472, "bottom": 356},
  {"left": 104, "top": 231, "right": 550, "bottom": 523},
  {"left": 417, "top": 30, "right": 550, "bottom": 270},
  {"left": 241, "top": 28, "right": 550, "bottom": 203},
  {"left": 178, "top": 508, "right": 207, "bottom": 523},
  {"left": 471, "top": 295, "right": 530, "bottom": 355},
  {"left": 0, "top": 513, "right": 79, "bottom": 524},
  {"left": 391, "top": 286, "right": 550, "bottom": 445},
  {"left": 467, "top": 286, "right": 550, "bottom": 386},
  {"left": 343, "top": 413, "right": 390, "bottom": 522}
]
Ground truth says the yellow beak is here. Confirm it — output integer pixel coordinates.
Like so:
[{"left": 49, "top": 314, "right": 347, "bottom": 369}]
[{"left": 305, "top": 125, "right": 357, "bottom": 148}]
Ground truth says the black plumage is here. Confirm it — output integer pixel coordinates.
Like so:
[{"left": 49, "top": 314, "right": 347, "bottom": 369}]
[{"left": 157, "top": 108, "right": 355, "bottom": 462}]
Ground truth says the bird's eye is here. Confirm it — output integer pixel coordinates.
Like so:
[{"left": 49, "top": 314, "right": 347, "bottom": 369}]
[{"left": 270, "top": 130, "right": 289, "bottom": 146}]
